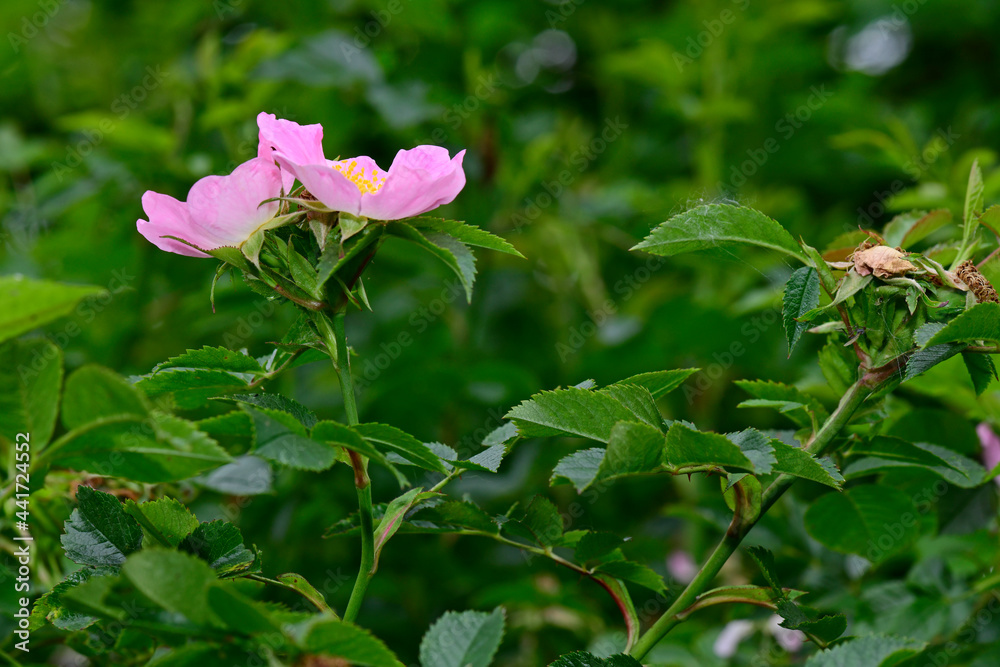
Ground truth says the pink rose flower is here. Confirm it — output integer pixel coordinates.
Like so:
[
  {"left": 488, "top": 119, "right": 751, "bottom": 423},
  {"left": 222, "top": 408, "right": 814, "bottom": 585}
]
[
  {"left": 137, "top": 157, "right": 282, "bottom": 257},
  {"left": 257, "top": 112, "right": 466, "bottom": 220},
  {"left": 976, "top": 422, "right": 1000, "bottom": 486}
]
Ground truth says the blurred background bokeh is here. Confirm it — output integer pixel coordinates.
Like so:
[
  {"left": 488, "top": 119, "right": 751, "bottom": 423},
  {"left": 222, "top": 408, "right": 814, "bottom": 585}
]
[{"left": 4, "top": 0, "right": 1000, "bottom": 663}]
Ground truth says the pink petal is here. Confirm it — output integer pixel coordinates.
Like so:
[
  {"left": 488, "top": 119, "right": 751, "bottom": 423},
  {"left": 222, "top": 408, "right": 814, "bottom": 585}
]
[
  {"left": 977, "top": 422, "right": 1000, "bottom": 485},
  {"left": 257, "top": 113, "right": 326, "bottom": 192},
  {"left": 187, "top": 157, "right": 283, "bottom": 246},
  {"left": 666, "top": 550, "right": 697, "bottom": 584},
  {"left": 767, "top": 615, "right": 804, "bottom": 653},
  {"left": 713, "top": 620, "right": 754, "bottom": 659},
  {"left": 360, "top": 146, "right": 466, "bottom": 220},
  {"left": 136, "top": 191, "right": 212, "bottom": 257},
  {"left": 285, "top": 160, "right": 365, "bottom": 216}
]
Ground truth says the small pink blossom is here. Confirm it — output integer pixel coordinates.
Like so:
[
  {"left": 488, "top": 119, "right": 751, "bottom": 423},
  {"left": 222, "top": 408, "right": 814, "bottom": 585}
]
[
  {"left": 713, "top": 620, "right": 754, "bottom": 658},
  {"left": 976, "top": 422, "right": 1000, "bottom": 486},
  {"left": 137, "top": 157, "right": 282, "bottom": 257},
  {"left": 767, "top": 614, "right": 804, "bottom": 653},
  {"left": 666, "top": 550, "right": 697, "bottom": 584},
  {"left": 257, "top": 112, "right": 466, "bottom": 220}
]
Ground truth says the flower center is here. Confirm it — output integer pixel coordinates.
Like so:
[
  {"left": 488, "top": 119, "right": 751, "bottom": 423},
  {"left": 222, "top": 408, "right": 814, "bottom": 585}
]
[{"left": 333, "top": 160, "right": 385, "bottom": 194}]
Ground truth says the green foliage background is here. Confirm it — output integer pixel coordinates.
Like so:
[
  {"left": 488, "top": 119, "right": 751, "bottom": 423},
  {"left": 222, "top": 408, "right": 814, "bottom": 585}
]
[{"left": 2, "top": 0, "right": 1000, "bottom": 664}]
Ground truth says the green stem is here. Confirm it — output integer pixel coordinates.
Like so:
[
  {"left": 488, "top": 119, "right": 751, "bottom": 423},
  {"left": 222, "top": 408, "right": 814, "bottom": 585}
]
[
  {"left": 315, "top": 310, "right": 372, "bottom": 622},
  {"left": 629, "top": 378, "right": 872, "bottom": 660},
  {"left": 332, "top": 312, "right": 360, "bottom": 425},
  {"left": 343, "top": 476, "right": 374, "bottom": 622}
]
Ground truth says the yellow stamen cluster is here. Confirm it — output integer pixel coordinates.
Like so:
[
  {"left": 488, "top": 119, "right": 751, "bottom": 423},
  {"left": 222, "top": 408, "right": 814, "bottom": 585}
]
[{"left": 333, "top": 160, "right": 385, "bottom": 194}]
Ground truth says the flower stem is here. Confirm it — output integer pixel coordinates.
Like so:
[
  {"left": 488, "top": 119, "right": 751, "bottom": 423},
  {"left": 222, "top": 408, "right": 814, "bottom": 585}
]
[
  {"left": 629, "top": 377, "right": 872, "bottom": 661},
  {"left": 314, "top": 310, "right": 373, "bottom": 623}
]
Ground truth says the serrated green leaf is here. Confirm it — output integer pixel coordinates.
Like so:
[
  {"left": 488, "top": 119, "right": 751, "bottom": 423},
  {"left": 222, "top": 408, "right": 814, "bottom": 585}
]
[
  {"left": 665, "top": 424, "right": 757, "bottom": 472},
  {"left": 206, "top": 583, "right": 282, "bottom": 634},
  {"left": 353, "top": 423, "right": 448, "bottom": 473},
  {"left": 247, "top": 406, "right": 336, "bottom": 471},
  {"left": 549, "top": 653, "right": 643, "bottom": 667},
  {"left": 904, "top": 343, "right": 965, "bottom": 381},
  {"left": 962, "top": 159, "right": 985, "bottom": 250},
  {"left": 121, "top": 549, "right": 221, "bottom": 627},
  {"left": 0, "top": 338, "right": 62, "bottom": 448},
  {"left": 803, "top": 634, "right": 925, "bottom": 667},
  {"left": 518, "top": 496, "right": 563, "bottom": 547},
  {"left": 220, "top": 392, "right": 317, "bottom": 429},
  {"left": 275, "top": 573, "right": 332, "bottom": 614},
  {"left": 962, "top": 352, "right": 997, "bottom": 395},
  {"left": 61, "top": 487, "right": 143, "bottom": 567},
  {"left": 599, "top": 384, "right": 663, "bottom": 430},
  {"left": 925, "top": 303, "right": 1000, "bottom": 346},
  {"left": 293, "top": 617, "right": 404, "bottom": 667},
  {"left": 804, "top": 486, "right": 919, "bottom": 563},
  {"left": 611, "top": 368, "right": 699, "bottom": 399},
  {"left": 844, "top": 438, "right": 984, "bottom": 488},
  {"left": 153, "top": 346, "right": 265, "bottom": 374},
  {"left": 783, "top": 266, "right": 821, "bottom": 355},
  {"left": 411, "top": 500, "right": 499, "bottom": 534},
  {"left": 631, "top": 204, "right": 808, "bottom": 263},
  {"left": 727, "top": 429, "right": 776, "bottom": 475},
  {"left": 463, "top": 443, "right": 507, "bottom": 472},
  {"left": 734, "top": 379, "right": 828, "bottom": 429},
  {"left": 419, "top": 607, "right": 505, "bottom": 667},
  {"left": 125, "top": 497, "right": 198, "bottom": 547},
  {"left": 770, "top": 438, "right": 844, "bottom": 489},
  {"left": 594, "top": 560, "right": 666, "bottom": 594},
  {"left": 312, "top": 420, "right": 406, "bottom": 486},
  {"left": 389, "top": 225, "right": 477, "bottom": 302},
  {"left": 46, "top": 413, "right": 232, "bottom": 482},
  {"left": 179, "top": 521, "right": 256, "bottom": 577},
  {"left": 194, "top": 456, "right": 273, "bottom": 495},
  {"left": 550, "top": 448, "right": 606, "bottom": 492},
  {"left": 483, "top": 421, "right": 519, "bottom": 446},
  {"left": 62, "top": 364, "right": 149, "bottom": 430},
  {"left": 800, "top": 272, "right": 872, "bottom": 322},
  {"left": 30, "top": 566, "right": 118, "bottom": 631},
  {"left": 801, "top": 241, "right": 837, "bottom": 294},
  {"left": 575, "top": 532, "right": 624, "bottom": 562},
  {"left": 744, "top": 546, "right": 783, "bottom": 593},
  {"left": 776, "top": 600, "right": 847, "bottom": 644},
  {"left": 883, "top": 209, "right": 952, "bottom": 248},
  {"left": 410, "top": 217, "right": 523, "bottom": 257},
  {"left": 818, "top": 342, "right": 856, "bottom": 394},
  {"left": 594, "top": 420, "right": 666, "bottom": 486},
  {"left": 0, "top": 275, "right": 104, "bottom": 344},
  {"left": 138, "top": 347, "right": 264, "bottom": 409},
  {"left": 507, "top": 387, "right": 638, "bottom": 443}
]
